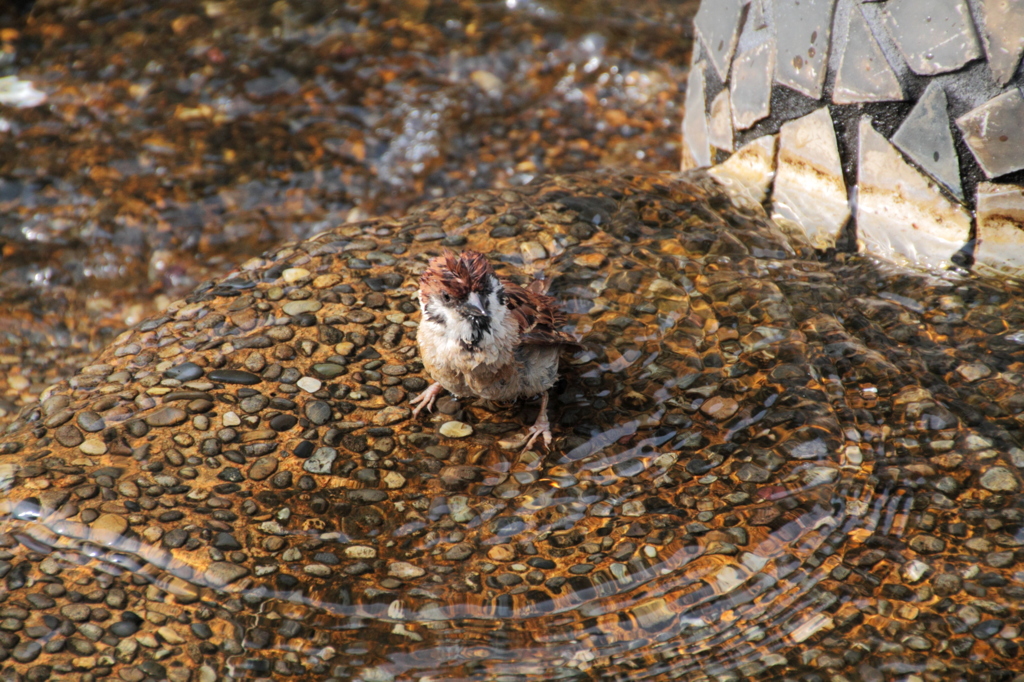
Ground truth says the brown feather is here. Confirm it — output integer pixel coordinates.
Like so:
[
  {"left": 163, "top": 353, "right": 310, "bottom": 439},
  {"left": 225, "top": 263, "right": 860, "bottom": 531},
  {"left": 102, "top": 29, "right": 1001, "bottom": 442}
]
[
  {"left": 502, "top": 279, "right": 579, "bottom": 348},
  {"left": 419, "top": 250, "right": 494, "bottom": 301}
]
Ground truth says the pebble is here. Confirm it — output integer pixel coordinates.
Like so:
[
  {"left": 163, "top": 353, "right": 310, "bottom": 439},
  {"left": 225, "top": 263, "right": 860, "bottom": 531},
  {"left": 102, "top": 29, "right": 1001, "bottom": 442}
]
[
  {"left": 519, "top": 241, "right": 547, "bottom": 262},
  {"left": 909, "top": 534, "right": 946, "bottom": 554},
  {"left": 282, "top": 267, "right": 310, "bottom": 283},
  {"left": 208, "top": 369, "right": 261, "bottom": 385},
  {"left": 54, "top": 423, "right": 84, "bottom": 447},
  {"left": 80, "top": 439, "right": 108, "bottom": 455},
  {"left": 165, "top": 362, "right": 204, "bottom": 381},
  {"left": 304, "top": 447, "right": 338, "bottom": 474},
  {"left": 297, "top": 377, "right": 322, "bottom": 393},
  {"left": 204, "top": 562, "right": 250, "bottom": 588},
  {"left": 979, "top": 467, "right": 1018, "bottom": 492},
  {"left": 305, "top": 400, "right": 332, "bottom": 424},
  {"left": 388, "top": 562, "right": 425, "bottom": 579},
  {"left": 957, "top": 363, "right": 992, "bottom": 382},
  {"left": 282, "top": 300, "right": 323, "bottom": 315},
  {"left": 93, "top": 513, "right": 129, "bottom": 536},
  {"left": 12, "top": 641, "right": 41, "bottom": 663},
  {"left": 440, "top": 421, "right": 473, "bottom": 438},
  {"left": 700, "top": 396, "right": 739, "bottom": 421},
  {"left": 374, "top": 406, "right": 411, "bottom": 426},
  {"left": 247, "top": 456, "right": 279, "bottom": 481},
  {"left": 77, "top": 411, "right": 105, "bottom": 432},
  {"left": 145, "top": 406, "right": 188, "bottom": 427}
]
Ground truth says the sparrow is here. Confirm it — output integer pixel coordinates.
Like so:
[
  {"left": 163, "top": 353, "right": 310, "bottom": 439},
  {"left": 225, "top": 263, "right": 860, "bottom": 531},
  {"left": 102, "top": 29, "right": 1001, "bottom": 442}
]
[{"left": 411, "top": 250, "right": 578, "bottom": 450}]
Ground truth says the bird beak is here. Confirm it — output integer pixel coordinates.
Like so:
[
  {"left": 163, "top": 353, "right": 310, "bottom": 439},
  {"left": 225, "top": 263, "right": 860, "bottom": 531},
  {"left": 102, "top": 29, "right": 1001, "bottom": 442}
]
[{"left": 461, "top": 292, "right": 486, "bottom": 318}]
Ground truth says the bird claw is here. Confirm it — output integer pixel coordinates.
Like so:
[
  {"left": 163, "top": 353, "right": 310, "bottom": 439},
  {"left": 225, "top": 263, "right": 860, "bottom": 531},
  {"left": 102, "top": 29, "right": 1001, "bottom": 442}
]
[
  {"left": 522, "top": 417, "right": 552, "bottom": 451},
  {"left": 410, "top": 383, "right": 443, "bottom": 417}
]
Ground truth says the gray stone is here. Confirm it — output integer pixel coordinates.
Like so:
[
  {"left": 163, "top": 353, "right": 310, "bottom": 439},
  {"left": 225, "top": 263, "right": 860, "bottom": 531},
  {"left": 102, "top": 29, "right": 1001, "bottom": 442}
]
[
  {"left": 856, "top": 117, "right": 971, "bottom": 270},
  {"left": 892, "top": 82, "right": 963, "bottom": 200},
  {"left": 956, "top": 88, "right": 1024, "bottom": 178},
  {"left": 880, "top": 0, "right": 982, "bottom": 75},
  {"left": 682, "top": 62, "right": 712, "bottom": 169},
  {"left": 975, "top": 0, "right": 1024, "bottom": 85},
  {"left": 204, "top": 562, "right": 250, "bottom": 588},
  {"left": 774, "top": 0, "right": 837, "bottom": 99},
  {"left": 305, "top": 400, "right": 332, "bottom": 425},
  {"left": 303, "top": 447, "right": 337, "bottom": 474},
  {"left": 730, "top": 0, "right": 774, "bottom": 130},
  {"left": 144, "top": 406, "right": 188, "bottom": 427},
  {"left": 979, "top": 466, "right": 1018, "bottom": 492},
  {"left": 247, "top": 456, "right": 278, "bottom": 481},
  {"left": 11, "top": 641, "right": 41, "bottom": 663},
  {"left": 833, "top": 4, "right": 904, "bottom": 104},
  {"left": 693, "top": 0, "right": 745, "bottom": 81}
]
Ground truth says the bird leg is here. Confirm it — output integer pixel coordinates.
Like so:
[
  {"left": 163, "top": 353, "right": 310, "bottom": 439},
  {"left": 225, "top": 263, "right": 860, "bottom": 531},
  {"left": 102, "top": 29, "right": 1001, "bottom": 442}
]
[
  {"left": 410, "top": 382, "right": 444, "bottom": 417},
  {"left": 522, "top": 391, "right": 552, "bottom": 451}
]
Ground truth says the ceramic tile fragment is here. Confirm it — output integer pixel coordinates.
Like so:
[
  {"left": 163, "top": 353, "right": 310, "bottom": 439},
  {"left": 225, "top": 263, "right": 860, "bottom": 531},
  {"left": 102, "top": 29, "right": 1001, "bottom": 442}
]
[
  {"left": 956, "top": 88, "right": 1024, "bottom": 178},
  {"left": 694, "top": 0, "right": 746, "bottom": 82},
  {"left": 974, "top": 182, "right": 1024, "bottom": 279},
  {"left": 771, "top": 108, "right": 849, "bottom": 249},
  {"left": 880, "top": 0, "right": 982, "bottom": 76},
  {"left": 975, "top": 0, "right": 1024, "bottom": 86},
  {"left": 833, "top": 5, "right": 904, "bottom": 104},
  {"left": 682, "top": 63, "right": 712, "bottom": 169},
  {"left": 730, "top": 2, "right": 775, "bottom": 130},
  {"left": 708, "top": 134, "right": 778, "bottom": 206},
  {"left": 857, "top": 118, "right": 971, "bottom": 270},
  {"left": 708, "top": 89, "right": 734, "bottom": 151},
  {"left": 892, "top": 82, "right": 963, "bottom": 200},
  {"left": 773, "top": 0, "right": 837, "bottom": 99}
]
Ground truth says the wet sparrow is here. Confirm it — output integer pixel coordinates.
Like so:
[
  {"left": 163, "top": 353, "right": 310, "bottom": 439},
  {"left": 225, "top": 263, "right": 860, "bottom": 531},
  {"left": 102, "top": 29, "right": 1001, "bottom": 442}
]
[{"left": 411, "top": 250, "right": 578, "bottom": 449}]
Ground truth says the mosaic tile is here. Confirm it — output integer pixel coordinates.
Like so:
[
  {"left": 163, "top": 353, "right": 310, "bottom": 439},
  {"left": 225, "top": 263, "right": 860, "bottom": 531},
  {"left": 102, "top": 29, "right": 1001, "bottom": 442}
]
[
  {"left": 974, "top": 182, "right": 1024, "bottom": 279},
  {"left": 708, "top": 134, "right": 779, "bottom": 207},
  {"left": 773, "top": 0, "right": 837, "bottom": 99},
  {"left": 681, "top": 62, "right": 712, "bottom": 169},
  {"left": 708, "top": 90, "right": 734, "bottom": 151},
  {"left": 730, "top": 1, "right": 775, "bottom": 130},
  {"left": 833, "top": 4, "right": 904, "bottom": 104},
  {"left": 857, "top": 118, "right": 971, "bottom": 270},
  {"left": 974, "top": 0, "right": 1024, "bottom": 86},
  {"left": 892, "top": 82, "right": 963, "bottom": 200},
  {"left": 880, "top": 0, "right": 982, "bottom": 76},
  {"left": 956, "top": 88, "right": 1024, "bottom": 178},
  {"left": 772, "top": 108, "right": 849, "bottom": 249},
  {"left": 693, "top": 0, "right": 747, "bottom": 82}
]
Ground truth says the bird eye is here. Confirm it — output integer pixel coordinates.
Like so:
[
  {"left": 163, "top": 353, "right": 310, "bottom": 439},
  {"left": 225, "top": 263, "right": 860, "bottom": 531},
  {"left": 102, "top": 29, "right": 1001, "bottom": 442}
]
[{"left": 440, "top": 292, "right": 452, "bottom": 303}]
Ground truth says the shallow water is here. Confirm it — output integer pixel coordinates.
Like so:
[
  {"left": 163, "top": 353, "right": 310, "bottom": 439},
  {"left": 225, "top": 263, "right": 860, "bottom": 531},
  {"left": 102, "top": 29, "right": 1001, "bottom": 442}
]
[
  {"left": 0, "top": 0, "right": 695, "bottom": 417},
  {"left": 1, "top": 171, "right": 1022, "bottom": 681}
]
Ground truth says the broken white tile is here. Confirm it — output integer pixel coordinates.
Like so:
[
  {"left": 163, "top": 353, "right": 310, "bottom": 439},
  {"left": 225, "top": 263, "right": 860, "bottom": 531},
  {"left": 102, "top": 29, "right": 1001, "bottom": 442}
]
[
  {"left": 857, "top": 117, "right": 971, "bottom": 270},
  {"left": 709, "top": 134, "right": 778, "bottom": 207},
  {"left": 974, "top": 182, "right": 1024, "bottom": 279},
  {"left": 681, "top": 62, "right": 712, "bottom": 170},
  {"left": 771, "top": 108, "right": 850, "bottom": 249},
  {"left": 708, "top": 89, "right": 734, "bottom": 152}
]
